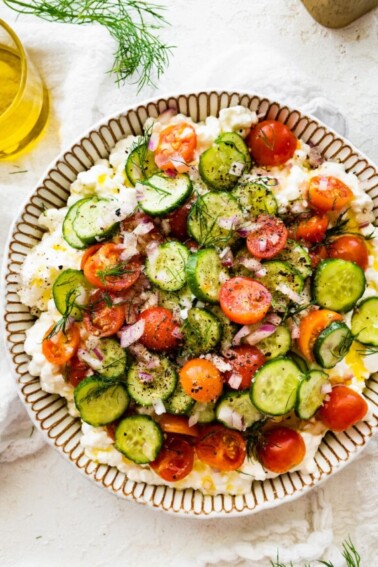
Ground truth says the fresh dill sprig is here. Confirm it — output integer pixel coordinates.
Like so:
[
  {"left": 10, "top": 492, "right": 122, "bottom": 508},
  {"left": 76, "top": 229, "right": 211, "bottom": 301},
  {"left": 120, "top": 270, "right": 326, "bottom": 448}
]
[
  {"left": 325, "top": 209, "right": 376, "bottom": 242},
  {"left": 357, "top": 345, "right": 378, "bottom": 357},
  {"left": 4, "top": 0, "right": 174, "bottom": 90},
  {"left": 97, "top": 262, "right": 135, "bottom": 283},
  {"left": 81, "top": 377, "right": 124, "bottom": 403},
  {"left": 46, "top": 288, "right": 80, "bottom": 339}
]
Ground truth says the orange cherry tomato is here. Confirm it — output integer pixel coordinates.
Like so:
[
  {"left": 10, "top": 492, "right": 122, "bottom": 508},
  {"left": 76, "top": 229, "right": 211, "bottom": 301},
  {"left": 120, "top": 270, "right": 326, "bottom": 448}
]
[
  {"left": 83, "top": 243, "right": 141, "bottom": 292},
  {"left": 293, "top": 214, "right": 329, "bottom": 244},
  {"left": 248, "top": 120, "right": 297, "bottom": 166},
  {"left": 308, "top": 176, "right": 354, "bottom": 212},
  {"left": 80, "top": 243, "right": 102, "bottom": 270},
  {"left": 150, "top": 436, "right": 194, "bottom": 481},
  {"left": 157, "top": 414, "right": 199, "bottom": 437},
  {"left": 42, "top": 323, "right": 81, "bottom": 365},
  {"left": 155, "top": 122, "right": 197, "bottom": 172},
  {"left": 310, "top": 244, "right": 328, "bottom": 269},
  {"left": 257, "top": 427, "right": 306, "bottom": 474},
  {"left": 65, "top": 355, "right": 90, "bottom": 387},
  {"left": 138, "top": 307, "right": 180, "bottom": 352},
  {"left": 180, "top": 359, "right": 223, "bottom": 403},
  {"left": 318, "top": 385, "right": 368, "bottom": 432},
  {"left": 83, "top": 290, "right": 125, "bottom": 337},
  {"left": 219, "top": 276, "right": 271, "bottom": 325},
  {"left": 195, "top": 425, "right": 246, "bottom": 471},
  {"left": 298, "top": 309, "right": 343, "bottom": 361},
  {"left": 223, "top": 345, "right": 266, "bottom": 390},
  {"left": 328, "top": 235, "right": 369, "bottom": 271},
  {"left": 246, "top": 214, "right": 288, "bottom": 259}
]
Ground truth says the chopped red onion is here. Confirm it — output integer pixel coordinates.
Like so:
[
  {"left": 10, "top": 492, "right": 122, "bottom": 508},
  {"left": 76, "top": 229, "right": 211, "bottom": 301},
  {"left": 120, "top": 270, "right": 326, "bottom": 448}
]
[
  {"left": 258, "top": 238, "right": 267, "bottom": 252},
  {"left": 232, "top": 325, "right": 252, "bottom": 346},
  {"left": 159, "top": 107, "right": 177, "bottom": 124},
  {"left": 135, "top": 185, "right": 145, "bottom": 201},
  {"left": 308, "top": 146, "right": 324, "bottom": 168},
  {"left": 245, "top": 324, "right": 276, "bottom": 345},
  {"left": 188, "top": 413, "right": 199, "bottom": 427},
  {"left": 358, "top": 221, "right": 371, "bottom": 229},
  {"left": 165, "top": 169, "right": 177, "bottom": 178},
  {"left": 120, "top": 320, "right": 145, "bottom": 348},
  {"left": 229, "top": 161, "right": 245, "bottom": 176},
  {"left": 172, "top": 326, "right": 183, "bottom": 339},
  {"left": 219, "top": 246, "right": 231, "bottom": 259},
  {"left": 152, "top": 399, "right": 166, "bottom": 415},
  {"left": 255, "top": 268, "right": 267, "bottom": 277},
  {"left": 237, "top": 221, "right": 262, "bottom": 237},
  {"left": 321, "top": 383, "right": 333, "bottom": 395},
  {"left": 77, "top": 349, "right": 103, "bottom": 370},
  {"left": 239, "top": 257, "right": 263, "bottom": 272},
  {"left": 146, "top": 241, "right": 159, "bottom": 255},
  {"left": 270, "top": 233, "right": 280, "bottom": 245},
  {"left": 133, "top": 222, "right": 154, "bottom": 236},
  {"left": 291, "top": 323, "right": 300, "bottom": 339},
  {"left": 231, "top": 411, "right": 245, "bottom": 431},
  {"left": 92, "top": 347, "right": 104, "bottom": 361},
  {"left": 201, "top": 353, "right": 232, "bottom": 373},
  {"left": 139, "top": 371, "right": 154, "bottom": 384},
  {"left": 265, "top": 313, "right": 282, "bottom": 326},
  {"left": 277, "top": 283, "right": 303, "bottom": 304},
  {"left": 228, "top": 372, "right": 243, "bottom": 390}
]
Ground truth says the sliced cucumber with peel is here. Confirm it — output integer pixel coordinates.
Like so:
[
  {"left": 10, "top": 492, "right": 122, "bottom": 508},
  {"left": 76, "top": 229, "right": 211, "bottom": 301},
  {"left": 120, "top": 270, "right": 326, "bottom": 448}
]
[
  {"left": 250, "top": 357, "right": 304, "bottom": 416},
  {"left": 232, "top": 182, "right": 278, "bottom": 216},
  {"left": 186, "top": 248, "right": 229, "bottom": 303},
  {"left": 189, "top": 402, "right": 216, "bottom": 423},
  {"left": 312, "top": 259, "right": 366, "bottom": 313},
  {"left": 115, "top": 415, "right": 163, "bottom": 464},
  {"left": 215, "top": 391, "right": 261, "bottom": 431},
  {"left": 257, "top": 260, "right": 304, "bottom": 312},
  {"left": 199, "top": 141, "right": 246, "bottom": 190},
  {"left": 295, "top": 370, "right": 329, "bottom": 420},
  {"left": 74, "top": 376, "right": 129, "bottom": 427},
  {"left": 256, "top": 325, "right": 291, "bottom": 359},
  {"left": 126, "top": 357, "right": 177, "bottom": 407},
  {"left": 314, "top": 321, "right": 353, "bottom": 369},
  {"left": 62, "top": 198, "right": 91, "bottom": 249},
  {"left": 351, "top": 296, "right": 378, "bottom": 346},
  {"left": 164, "top": 381, "right": 195, "bottom": 415},
  {"left": 146, "top": 241, "right": 189, "bottom": 291},
  {"left": 216, "top": 132, "right": 252, "bottom": 169},
  {"left": 78, "top": 338, "right": 128, "bottom": 379},
  {"left": 184, "top": 307, "right": 221, "bottom": 356},
  {"left": 125, "top": 143, "right": 158, "bottom": 185},
  {"left": 138, "top": 173, "right": 192, "bottom": 216},
  {"left": 276, "top": 239, "right": 312, "bottom": 279},
  {"left": 53, "top": 268, "right": 91, "bottom": 320},
  {"left": 73, "top": 197, "right": 119, "bottom": 244}
]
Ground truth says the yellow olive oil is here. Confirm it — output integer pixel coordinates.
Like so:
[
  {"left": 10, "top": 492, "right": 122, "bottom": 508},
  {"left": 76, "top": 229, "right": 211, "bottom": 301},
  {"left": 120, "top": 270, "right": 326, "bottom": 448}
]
[{"left": 0, "top": 45, "right": 21, "bottom": 115}]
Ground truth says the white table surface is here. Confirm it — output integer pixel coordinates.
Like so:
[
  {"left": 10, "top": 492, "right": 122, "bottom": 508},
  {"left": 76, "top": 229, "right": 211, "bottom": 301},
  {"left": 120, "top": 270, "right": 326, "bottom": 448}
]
[{"left": 1, "top": 1, "right": 378, "bottom": 566}]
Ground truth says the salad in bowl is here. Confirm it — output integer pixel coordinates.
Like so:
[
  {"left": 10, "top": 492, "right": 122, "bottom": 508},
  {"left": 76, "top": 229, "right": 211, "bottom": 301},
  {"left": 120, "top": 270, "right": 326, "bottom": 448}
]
[{"left": 18, "top": 103, "right": 378, "bottom": 496}]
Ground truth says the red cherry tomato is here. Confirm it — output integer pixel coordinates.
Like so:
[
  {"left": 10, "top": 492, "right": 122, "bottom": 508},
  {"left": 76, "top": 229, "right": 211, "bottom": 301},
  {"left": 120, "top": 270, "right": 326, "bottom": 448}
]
[
  {"left": 150, "top": 436, "right": 194, "bottom": 481},
  {"left": 318, "top": 385, "right": 368, "bottom": 432},
  {"left": 65, "top": 355, "right": 90, "bottom": 387},
  {"left": 308, "top": 176, "right": 354, "bottom": 212},
  {"left": 293, "top": 214, "right": 329, "bottom": 244},
  {"left": 80, "top": 243, "right": 103, "bottom": 271},
  {"left": 138, "top": 307, "right": 180, "bottom": 351},
  {"left": 195, "top": 425, "right": 246, "bottom": 471},
  {"left": 246, "top": 214, "right": 288, "bottom": 259},
  {"left": 257, "top": 427, "right": 306, "bottom": 474},
  {"left": 248, "top": 120, "right": 297, "bottom": 166},
  {"left": 166, "top": 200, "right": 192, "bottom": 240},
  {"left": 328, "top": 235, "right": 369, "bottom": 271},
  {"left": 223, "top": 345, "right": 266, "bottom": 390},
  {"left": 83, "top": 290, "right": 125, "bottom": 337},
  {"left": 310, "top": 244, "right": 328, "bottom": 269},
  {"left": 180, "top": 359, "right": 223, "bottom": 403},
  {"left": 219, "top": 276, "right": 271, "bottom": 325},
  {"left": 42, "top": 323, "right": 81, "bottom": 366},
  {"left": 155, "top": 123, "right": 197, "bottom": 172},
  {"left": 83, "top": 243, "right": 141, "bottom": 292}
]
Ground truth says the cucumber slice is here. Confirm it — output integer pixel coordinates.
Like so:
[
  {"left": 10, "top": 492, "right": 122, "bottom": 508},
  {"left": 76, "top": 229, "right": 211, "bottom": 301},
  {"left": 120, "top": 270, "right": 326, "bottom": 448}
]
[
  {"left": 199, "top": 141, "right": 246, "bottom": 190},
  {"left": 257, "top": 260, "right": 304, "bottom": 312},
  {"left": 276, "top": 239, "right": 312, "bottom": 279},
  {"left": 73, "top": 197, "right": 119, "bottom": 244},
  {"left": 186, "top": 248, "right": 229, "bottom": 303},
  {"left": 250, "top": 357, "right": 304, "bottom": 416},
  {"left": 216, "top": 132, "right": 252, "bottom": 170},
  {"left": 188, "top": 191, "right": 243, "bottom": 248},
  {"left": 53, "top": 269, "right": 91, "bottom": 321},
  {"left": 184, "top": 307, "right": 222, "bottom": 356},
  {"left": 164, "top": 381, "right": 195, "bottom": 415},
  {"left": 232, "top": 182, "right": 278, "bottom": 216},
  {"left": 189, "top": 402, "right": 216, "bottom": 423},
  {"left": 312, "top": 259, "right": 366, "bottom": 313},
  {"left": 126, "top": 357, "right": 177, "bottom": 406},
  {"left": 351, "top": 296, "right": 378, "bottom": 346},
  {"left": 74, "top": 376, "right": 129, "bottom": 427},
  {"left": 115, "top": 415, "right": 163, "bottom": 464},
  {"left": 125, "top": 143, "right": 158, "bottom": 185},
  {"left": 295, "top": 370, "right": 329, "bottom": 420},
  {"left": 215, "top": 391, "right": 261, "bottom": 431},
  {"left": 314, "top": 321, "right": 353, "bottom": 369},
  {"left": 208, "top": 305, "right": 238, "bottom": 351},
  {"left": 257, "top": 325, "right": 292, "bottom": 359},
  {"left": 288, "top": 351, "right": 308, "bottom": 373},
  {"left": 146, "top": 241, "right": 190, "bottom": 291},
  {"left": 139, "top": 173, "right": 192, "bottom": 216},
  {"left": 62, "top": 198, "right": 90, "bottom": 249},
  {"left": 79, "top": 338, "right": 128, "bottom": 379},
  {"left": 157, "top": 285, "right": 194, "bottom": 313}
]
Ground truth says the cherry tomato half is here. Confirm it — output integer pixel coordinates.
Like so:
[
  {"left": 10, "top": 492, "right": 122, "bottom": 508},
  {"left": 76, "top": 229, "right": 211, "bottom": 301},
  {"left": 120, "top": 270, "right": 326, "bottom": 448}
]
[
  {"left": 219, "top": 276, "right": 271, "bottom": 325},
  {"left": 180, "top": 359, "right": 223, "bottom": 403},
  {"left": 83, "top": 243, "right": 141, "bottom": 292},
  {"left": 298, "top": 309, "right": 343, "bottom": 361},
  {"left": 150, "top": 436, "right": 194, "bottom": 481},
  {"left": 317, "top": 385, "right": 368, "bottom": 432},
  {"left": 80, "top": 244, "right": 102, "bottom": 271},
  {"left": 83, "top": 290, "right": 125, "bottom": 337},
  {"left": 248, "top": 120, "right": 297, "bottom": 166},
  {"left": 223, "top": 345, "right": 266, "bottom": 390},
  {"left": 155, "top": 122, "right": 197, "bottom": 172},
  {"left": 293, "top": 214, "right": 329, "bottom": 244},
  {"left": 246, "top": 214, "right": 288, "bottom": 259},
  {"left": 42, "top": 323, "right": 81, "bottom": 366},
  {"left": 257, "top": 427, "right": 306, "bottom": 474},
  {"left": 195, "top": 425, "right": 246, "bottom": 471},
  {"left": 310, "top": 244, "right": 328, "bottom": 269},
  {"left": 65, "top": 355, "right": 90, "bottom": 387},
  {"left": 328, "top": 235, "right": 368, "bottom": 271},
  {"left": 157, "top": 414, "right": 199, "bottom": 437},
  {"left": 308, "top": 176, "right": 354, "bottom": 212},
  {"left": 138, "top": 307, "right": 180, "bottom": 352},
  {"left": 166, "top": 200, "right": 192, "bottom": 240}
]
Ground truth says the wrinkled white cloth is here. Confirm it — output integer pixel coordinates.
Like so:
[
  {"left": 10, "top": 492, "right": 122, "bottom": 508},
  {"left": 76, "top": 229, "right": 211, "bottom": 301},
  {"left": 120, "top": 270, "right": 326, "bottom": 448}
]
[{"left": 0, "top": 5, "right": 377, "bottom": 566}]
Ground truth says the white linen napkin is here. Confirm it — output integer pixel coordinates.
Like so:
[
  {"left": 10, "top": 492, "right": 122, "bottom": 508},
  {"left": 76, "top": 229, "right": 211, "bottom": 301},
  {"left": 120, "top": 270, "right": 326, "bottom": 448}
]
[{"left": 0, "top": 7, "right": 377, "bottom": 565}]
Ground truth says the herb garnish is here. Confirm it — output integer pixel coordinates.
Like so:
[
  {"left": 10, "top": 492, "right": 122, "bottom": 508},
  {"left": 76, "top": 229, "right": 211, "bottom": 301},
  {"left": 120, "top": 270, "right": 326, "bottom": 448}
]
[
  {"left": 4, "top": 0, "right": 173, "bottom": 90},
  {"left": 97, "top": 262, "right": 134, "bottom": 283},
  {"left": 46, "top": 288, "right": 80, "bottom": 339}
]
